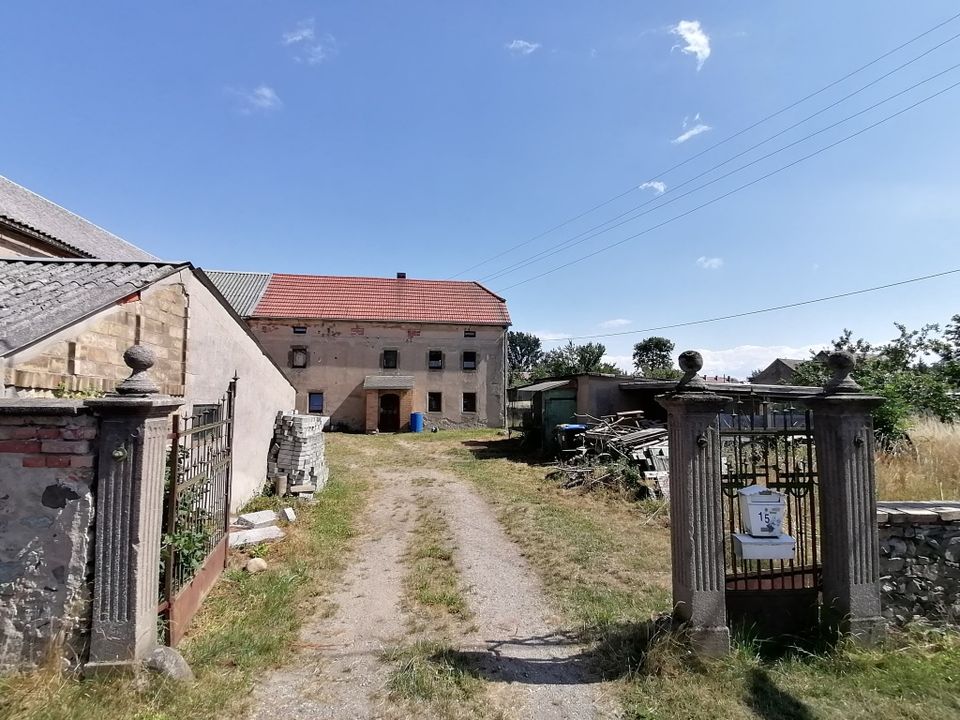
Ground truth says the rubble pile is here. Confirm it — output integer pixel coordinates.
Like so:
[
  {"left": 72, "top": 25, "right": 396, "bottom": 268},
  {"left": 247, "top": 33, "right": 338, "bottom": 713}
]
[
  {"left": 549, "top": 411, "right": 670, "bottom": 498},
  {"left": 268, "top": 413, "right": 328, "bottom": 499}
]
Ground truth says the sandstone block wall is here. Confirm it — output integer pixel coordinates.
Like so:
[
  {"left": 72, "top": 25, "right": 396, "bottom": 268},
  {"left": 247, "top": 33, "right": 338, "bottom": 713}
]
[
  {"left": 877, "top": 504, "right": 960, "bottom": 627},
  {"left": 3, "top": 284, "right": 187, "bottom": 397},
  {"left": 0, "top": 405, "right": 98, "bottom": 670}
]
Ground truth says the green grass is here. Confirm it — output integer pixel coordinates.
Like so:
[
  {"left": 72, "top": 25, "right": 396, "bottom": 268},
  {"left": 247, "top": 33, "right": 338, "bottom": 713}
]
[
  {"left": 401, "top": 430, "right": 960, "bottom": 720},
  {"left": 0, "top": 439, "right": 368, "bottom": 720},
  {"left": 403, "top": 501, "right": 469, "bottom": 624},
  {"left": 383, "top": 641, "right": 480, "bottom": 704}
]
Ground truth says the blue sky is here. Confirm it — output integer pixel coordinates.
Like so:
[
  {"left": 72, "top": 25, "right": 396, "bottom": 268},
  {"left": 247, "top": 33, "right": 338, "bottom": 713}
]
[{"left": 3, "top": 2, "right": 960, "bottom": 377}]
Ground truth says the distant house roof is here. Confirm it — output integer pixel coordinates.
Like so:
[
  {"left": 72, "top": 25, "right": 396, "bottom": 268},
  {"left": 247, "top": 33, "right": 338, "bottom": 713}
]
[
  {"left": 0, "top": 258, "right": 185, "bottom": 355},
  {"left": 204, "top": 271, "right": 271, "bottom": 317},
  {"left": 209, "top": 272, "right": 512, "bottom": 326},
  {"left": 0, "top": 175, "right": 158, "bottom": 261}
]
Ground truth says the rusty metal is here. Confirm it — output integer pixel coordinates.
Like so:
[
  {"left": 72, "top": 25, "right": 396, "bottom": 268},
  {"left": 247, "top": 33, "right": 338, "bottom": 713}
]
[{"left": 158, "top": 378, "right": 236, "bottom": 645}]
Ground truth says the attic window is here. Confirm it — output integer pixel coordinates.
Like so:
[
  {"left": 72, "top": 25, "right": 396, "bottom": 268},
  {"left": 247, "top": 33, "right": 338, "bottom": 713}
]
[
  {"left": 293, "top": 326, "right": 307, "bottom": 334},
  {"left": 464, "top": 329, "right": 476, "bottom": 338}
]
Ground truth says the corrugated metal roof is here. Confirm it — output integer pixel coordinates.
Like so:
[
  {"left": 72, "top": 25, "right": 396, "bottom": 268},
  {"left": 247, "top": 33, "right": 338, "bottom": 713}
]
[
  {"left": 517, "top": 379, "right": 573, "bottom": 393},
  {"left": 0, "top": 259, "right": 185, "bottom": 355},
  {"left": 205, "top": 270, "right": 272, "bottom": 317},
  {"left": 0, "top": 175, "right": 159, "bottom": 261},
  {"left": 363, "top": 375, "right": 416, "bottom": 390},
  {"left": 253, "top": 274, "right": 511, "bottom": 326}
]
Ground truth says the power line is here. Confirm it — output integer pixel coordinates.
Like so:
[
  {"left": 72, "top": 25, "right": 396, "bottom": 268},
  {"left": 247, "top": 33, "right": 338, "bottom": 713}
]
[
  {"left": 481, "top": 37, "right": 960, "bottom": 283},
  {"left": 499, "top": 77, "right": 960, "bottom": 291},
  {"left": 538, "top": 268, "right": 960, "bottom": 343},
  {"left": 449, "top": 10, "right": 960, "bottom": 280}
]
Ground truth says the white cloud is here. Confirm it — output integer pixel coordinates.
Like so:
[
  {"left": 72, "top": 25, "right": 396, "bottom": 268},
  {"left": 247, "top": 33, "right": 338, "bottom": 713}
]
[
  {"left": 600, "top": 318, "right": 632, "bottom": 328},
  {"left": 672, "top": 122, "right": 712, "bottom": 144},
  {"left": 282, "top": 19, "right": 315, "bottom": 45},
  {"left": 283, "top": 18, "right": 338, "bottom": 64},
  {"left": 506, "top": 39, "right": 541, "bottom": 56},
  {"left": 696, "top": 256, "right": 723, "bottom": 270},
  {"left": 697, "top": 344, "right": 828, "bottom": 380},
  {"left": 671, "top": 19, "right": 711, "bottom": 70},
  {"left": 231, "top": 85, "right": 282, "bottom": 114},
  {"left": 639, "top": 181, "right": 666, "bottom": 195}
]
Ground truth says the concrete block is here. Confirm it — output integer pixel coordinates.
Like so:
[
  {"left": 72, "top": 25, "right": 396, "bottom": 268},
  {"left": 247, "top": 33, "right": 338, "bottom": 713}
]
[
  {"left": 235, "top": 510, "right": 278, "bottom": 529},
  {"left": 281, "top": 507, "right": 296, "bottom": 522},
  {"left": 228, "top": 526, "right": 285, "bottom": 548}
]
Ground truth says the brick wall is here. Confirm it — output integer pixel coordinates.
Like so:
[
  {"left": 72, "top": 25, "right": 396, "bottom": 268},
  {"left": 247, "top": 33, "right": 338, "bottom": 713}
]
[
  {"left": 0, "top": 403, "right": 98, "bottom": 670},
  {"left": 3, "top": 284, "right": 186, "bottom": 397}
]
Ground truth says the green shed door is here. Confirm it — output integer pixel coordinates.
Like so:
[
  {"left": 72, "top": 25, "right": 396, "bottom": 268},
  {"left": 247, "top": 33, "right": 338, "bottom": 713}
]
[{"left": 544, "top": 392, "right": 577, "bottom": 430}]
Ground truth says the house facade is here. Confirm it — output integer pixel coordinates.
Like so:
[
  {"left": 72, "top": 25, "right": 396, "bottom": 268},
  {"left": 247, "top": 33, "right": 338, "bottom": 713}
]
[{"left": 210, "top": 272, "right": 511, "bottom": 432}]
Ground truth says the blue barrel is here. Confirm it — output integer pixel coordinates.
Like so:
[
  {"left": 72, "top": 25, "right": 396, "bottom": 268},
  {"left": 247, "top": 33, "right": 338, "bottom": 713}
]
[{"left": 410, "top": 412, "right": 424, "bottom": 433}]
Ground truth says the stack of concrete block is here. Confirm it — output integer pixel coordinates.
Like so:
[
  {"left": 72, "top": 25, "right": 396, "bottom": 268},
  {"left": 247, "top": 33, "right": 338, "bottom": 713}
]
[{"left": 268, "top": 413, "right": 328, "bottom": 499}]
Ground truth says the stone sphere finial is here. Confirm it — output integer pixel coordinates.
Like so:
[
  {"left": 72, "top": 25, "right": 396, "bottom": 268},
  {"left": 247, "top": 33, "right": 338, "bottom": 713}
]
[
  {"left": 676, "top": 350, "right": 707, "bottom": 391},
  {"left": 115, "top": 344, "right": 160, "bottom": 395},
  {"left": 823, "top": 350, "right": 861, "bottom": 394}
]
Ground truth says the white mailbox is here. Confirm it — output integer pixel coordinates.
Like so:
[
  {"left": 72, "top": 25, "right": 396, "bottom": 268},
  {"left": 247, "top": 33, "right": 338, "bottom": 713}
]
[{"left": 738, "top": 485, "right": 786, "bottom": 538}]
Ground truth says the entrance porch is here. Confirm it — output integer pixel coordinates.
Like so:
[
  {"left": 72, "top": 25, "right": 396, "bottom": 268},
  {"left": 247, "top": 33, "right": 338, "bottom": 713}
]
[{"left": 363, "top": 375, "right": 415, "bottom": 432}]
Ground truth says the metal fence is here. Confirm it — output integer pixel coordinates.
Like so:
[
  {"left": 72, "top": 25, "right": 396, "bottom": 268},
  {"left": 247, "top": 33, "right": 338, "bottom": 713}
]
[
  {"left": 718, "top": 395, "right": 821, "bottom": 600},
  {"left": 159, "top": 378, "right": 236, "bottom": 645}
]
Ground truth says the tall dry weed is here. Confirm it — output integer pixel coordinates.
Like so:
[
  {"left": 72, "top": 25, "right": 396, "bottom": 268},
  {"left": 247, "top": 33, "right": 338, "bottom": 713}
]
[{"left": 876, "top": 417, "right": 960, "bottom": 500}]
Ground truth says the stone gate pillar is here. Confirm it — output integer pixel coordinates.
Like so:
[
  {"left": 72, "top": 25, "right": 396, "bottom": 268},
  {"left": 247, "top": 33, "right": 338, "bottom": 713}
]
[
  {"left": 657, "top": 351, "right": 731, "bottom": 656},
  {"left": 807, "top": 351, "right": 884, "bottom": 645},
  {"left": 83, "top": 346, "right": 182, "bottom": 674}
]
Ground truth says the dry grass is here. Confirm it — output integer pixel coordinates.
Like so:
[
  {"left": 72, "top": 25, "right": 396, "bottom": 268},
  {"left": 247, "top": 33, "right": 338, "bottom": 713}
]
[
  {"left": 876, "top": 418, "right": 960, "bottom": 501},
  {"left": 0, "top": 438, "right": 368, "bottom": 720}
]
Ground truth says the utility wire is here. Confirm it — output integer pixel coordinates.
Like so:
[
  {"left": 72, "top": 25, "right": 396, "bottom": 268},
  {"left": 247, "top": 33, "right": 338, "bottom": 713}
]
[
  {"left": 481, "top": 37, "right": 960, "bottom": 282},
  {"left": 499, "top": 77, "right": 960, "bottom": 291},
  {"left": 449, "top": 10, "right": 960, "bottom": 280},
  {"left": 540, "top": 268, "right": 960, "bottom": 342},
  {"left": 482, "top": 58, "right": 960, "bottom": 282}
]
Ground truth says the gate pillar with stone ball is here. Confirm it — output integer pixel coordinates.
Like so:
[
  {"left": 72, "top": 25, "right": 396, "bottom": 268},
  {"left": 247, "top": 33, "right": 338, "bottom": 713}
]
[
  {"left": 83, "top": 346, "right": 183, "bottom": 674},
  {"left": 806, "top": 351, "right": 885, "bottom": 645},
  {"left": 657, "top": 351, "right": 732, "bottom": 656}
]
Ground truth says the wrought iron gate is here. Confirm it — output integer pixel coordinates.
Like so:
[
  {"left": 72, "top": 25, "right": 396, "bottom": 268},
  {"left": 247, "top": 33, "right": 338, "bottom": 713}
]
[
  {"left": 159, "top": 378, "right": 236, "bottom": 645},
  {"left": 718, "top": 394, "right": 821, "bottom": 634}
]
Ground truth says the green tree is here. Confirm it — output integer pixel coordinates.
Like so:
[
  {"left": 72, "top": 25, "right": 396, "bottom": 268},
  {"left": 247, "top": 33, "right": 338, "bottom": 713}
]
[
  {"left": 507, "top": 331, "right": 544, "bottom": 385},
  {"left": 632, "top": 336, "right": 681, "bottom": 379},
  {"left": 536, "top": 341, "right": 620, "bottom": 377},
  {"left": 790, "top": 322, "right": 960, "bottom": 441}
]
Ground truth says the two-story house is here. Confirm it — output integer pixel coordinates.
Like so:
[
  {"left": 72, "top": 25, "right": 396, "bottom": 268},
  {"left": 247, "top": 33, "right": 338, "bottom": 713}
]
[{"left": 209, "top": 271, "right": 511, "bottom": 432}]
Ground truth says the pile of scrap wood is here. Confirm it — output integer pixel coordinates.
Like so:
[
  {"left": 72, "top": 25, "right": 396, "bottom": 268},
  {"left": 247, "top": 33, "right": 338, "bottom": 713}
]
[{"left": 549, "top": 411, "right": 670, "bottom": 498}]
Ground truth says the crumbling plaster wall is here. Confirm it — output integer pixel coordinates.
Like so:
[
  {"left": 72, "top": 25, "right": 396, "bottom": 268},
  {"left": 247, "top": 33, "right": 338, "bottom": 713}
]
[
  {"left": 248, "top": 319, "right": 507, "bottom": 431},
  {"left": 0, "top": 404, "right": 97, "bottom": 671}
]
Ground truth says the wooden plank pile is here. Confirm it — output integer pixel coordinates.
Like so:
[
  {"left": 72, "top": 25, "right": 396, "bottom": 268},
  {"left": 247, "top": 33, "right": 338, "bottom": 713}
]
[{"left": 550, "top": 411, "right": 670, "bottom": 497}]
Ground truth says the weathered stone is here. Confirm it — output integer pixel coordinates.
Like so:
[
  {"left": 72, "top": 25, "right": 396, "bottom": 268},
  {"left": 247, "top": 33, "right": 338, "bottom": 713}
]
[
  {"left": 281, "top": 507, "right": 296, "bottom": 523},
  {"left": 229, "top": 526, "right": 285, "bottom": 548},
  {"left": 144, "top": 645, "right": 194, "bottom": 682},
  {"left": 235, "top": 510, "right": 278, "bottom": 529},
  {"left": 245, "top": 557, "right": 268, "bottom": 574}
]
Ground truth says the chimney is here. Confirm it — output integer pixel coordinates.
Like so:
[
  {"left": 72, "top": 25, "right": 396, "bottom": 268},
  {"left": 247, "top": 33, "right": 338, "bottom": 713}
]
[{"left": 396, "top": 272, "right": 406, "bottom": 279}]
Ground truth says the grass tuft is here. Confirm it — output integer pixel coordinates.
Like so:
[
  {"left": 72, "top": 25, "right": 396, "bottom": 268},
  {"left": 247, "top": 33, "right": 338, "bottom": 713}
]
[{"left": 876, "top": 417, "right": 960, "bottom": 500}]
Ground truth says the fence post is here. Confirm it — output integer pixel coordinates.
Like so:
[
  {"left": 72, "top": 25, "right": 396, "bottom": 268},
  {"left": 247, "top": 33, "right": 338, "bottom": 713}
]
[
  {"left": 806, "top": 351, "right": 885, "bottom": 645},
  {"left": 83, "top": 346, "right": 183, "bottom": 674},
  {"left": 657, "top": 351, "right": 732, "bottom": 656}
]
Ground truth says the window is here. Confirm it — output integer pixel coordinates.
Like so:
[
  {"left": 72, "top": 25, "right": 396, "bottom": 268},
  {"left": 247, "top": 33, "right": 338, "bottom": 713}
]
[
  {"left": 462, "top": 392, "right": 477, "bottom": 413},
  {"left": 289, "top": 346, "right": 309, "bottom": 368},
  {"left": 428, "top": 350, "right": 444, "bottom": 370},
  {"left": 428, "top": 392, "right": 442, "bottom": 412},
  {"left": 293, "top": 326, "right": 307, "bottom": 335},
  {"left": 464, "top": 329, "right": 476, "bottom": 338},
  {"left": 308, "top": 392, "right": 324, "bottom": 414},
  {"left": 382, "top": 349, "right": 398, "bottom": 369},
  {"left": 462, "top": 351, "right": 477, "bottom": 371}
]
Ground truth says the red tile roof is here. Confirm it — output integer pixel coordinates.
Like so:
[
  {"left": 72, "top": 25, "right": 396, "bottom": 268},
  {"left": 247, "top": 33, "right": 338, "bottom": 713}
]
[{"left": 252, "top": 274, "right": 511, "bottom": 326}]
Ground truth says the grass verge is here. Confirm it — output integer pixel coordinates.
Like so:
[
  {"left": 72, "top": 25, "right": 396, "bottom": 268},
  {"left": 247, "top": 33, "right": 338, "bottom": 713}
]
[
  {"left": 877, "top": 417, "right": 960, "bottom": 500},
  {"left": 0, "top": 437, "right": 367, "bottom": 720}
]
